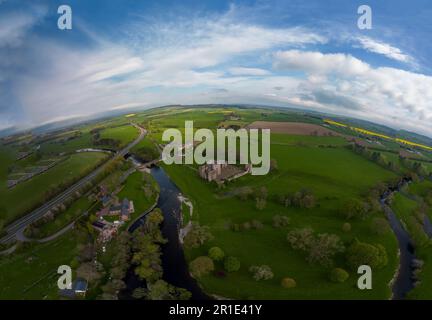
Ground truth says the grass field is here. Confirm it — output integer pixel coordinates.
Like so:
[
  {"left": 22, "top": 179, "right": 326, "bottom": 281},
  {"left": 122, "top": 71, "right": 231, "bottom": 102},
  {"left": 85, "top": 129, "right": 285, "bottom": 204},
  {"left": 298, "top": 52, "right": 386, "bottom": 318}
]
[
  {"left": 0, "top": 152, "right": 108, "bottom": 224},
  {"left": 162, "top": 134, "right": 399, "bottom": 299},
  {"left": 98, "top": 125, "right": 139, "bottom": 149},
  {"left": 0, "top": 233, "right": 78, "bottom": 299},
  {"left": 3, "top": 105, "right": 432, "bottom": 300},
  {"left": 36, "top": 197, "right": 96, "bottom": 238},
  {"left": 117, "top": 171, "right": 159, "bottom": 223}
]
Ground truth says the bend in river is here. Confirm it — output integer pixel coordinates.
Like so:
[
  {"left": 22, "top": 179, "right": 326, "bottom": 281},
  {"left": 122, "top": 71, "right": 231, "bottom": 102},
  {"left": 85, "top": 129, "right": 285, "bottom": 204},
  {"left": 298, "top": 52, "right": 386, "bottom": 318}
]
[{"left": 124, "top": 157, "right": 209, "bottom": 300}]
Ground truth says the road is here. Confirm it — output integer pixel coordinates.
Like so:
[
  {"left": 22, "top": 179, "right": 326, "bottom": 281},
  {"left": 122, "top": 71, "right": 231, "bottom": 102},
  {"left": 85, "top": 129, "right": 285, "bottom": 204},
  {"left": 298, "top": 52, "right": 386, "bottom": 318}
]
[{"left": 0, "top": 123, "right": 146, "bottom": 244}]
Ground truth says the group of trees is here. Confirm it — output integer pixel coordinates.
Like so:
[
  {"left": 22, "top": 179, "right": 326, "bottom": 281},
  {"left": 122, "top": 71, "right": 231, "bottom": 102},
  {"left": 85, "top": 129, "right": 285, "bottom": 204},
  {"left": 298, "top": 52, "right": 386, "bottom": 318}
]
[
  {"left": 92, "top": 132, "right": 121, "bottom": 149},
  {"left": 349, "top": 144, "right": 399, "bottom": 172},
  {"left": 99, "top": 232, "right": 132, "bottom": 300},
  {"left": 230, "top": 219, "right": 264, "bottom": 232},
  {"left": 135, "top": 144, "right": 160, "bottom": 163},
  {"left": 235, "top": 185, "right": 317, "bottom": 211},
  {"left": 276, "top": 189, "right": 316, "bottom": 209},
  {"left": 183, "top": 222, "right": 213, "bottom": 249},
  {"left": 132, "top": 209, "right": 166, "bottom": 283},
  {"left": 229, "top": 215, "right": 290, "bottom": 233},
  {"left": 345, "top": 240, "right": 388, "bottom": 270},
  {"left": 130, "top": 209, "right": 192, "bottom": 300},
  {"left": 138, "top": 279, "right": 191, "bottom": 300},
  {"left": 24, "top": 182, "right": 94, "bottom": 238},
  {"left": 235, "top": 186, "right": 268, "bottom": 210},
  {"left": 272, "top": 215, "right": 290, "bottom": 228},
  {"left": 287, "top": 228, "right": 345, "bottom": 267},
  {"left": 189, "top": 246, "right": 241, "bottom": 278}
]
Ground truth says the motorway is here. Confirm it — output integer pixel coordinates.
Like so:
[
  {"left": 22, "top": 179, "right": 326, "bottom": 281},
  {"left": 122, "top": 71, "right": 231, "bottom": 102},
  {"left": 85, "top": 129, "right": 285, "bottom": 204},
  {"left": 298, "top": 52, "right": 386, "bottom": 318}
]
[{"left": 0, "top": 123, "right": 146, "bottom": 244}]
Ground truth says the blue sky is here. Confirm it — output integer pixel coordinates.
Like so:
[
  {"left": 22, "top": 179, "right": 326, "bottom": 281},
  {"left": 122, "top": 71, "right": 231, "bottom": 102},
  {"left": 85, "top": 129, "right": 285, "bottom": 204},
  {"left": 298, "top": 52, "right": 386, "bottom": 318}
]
[{"left": 1, "top": 0, "right": 432, "bottom": 135}]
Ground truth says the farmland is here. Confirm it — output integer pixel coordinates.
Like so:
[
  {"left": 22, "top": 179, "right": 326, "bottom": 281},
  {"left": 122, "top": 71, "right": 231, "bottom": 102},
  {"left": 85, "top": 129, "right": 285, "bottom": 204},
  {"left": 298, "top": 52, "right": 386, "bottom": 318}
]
[
  {"left": 162, "top": 129, "right": 399, "bottom": 299},
  {"left": 1, "top": 105, "right": 432, "bottom": 300},
  {"left": 0, "top": 152, "right": 108, "bottom": 224}
]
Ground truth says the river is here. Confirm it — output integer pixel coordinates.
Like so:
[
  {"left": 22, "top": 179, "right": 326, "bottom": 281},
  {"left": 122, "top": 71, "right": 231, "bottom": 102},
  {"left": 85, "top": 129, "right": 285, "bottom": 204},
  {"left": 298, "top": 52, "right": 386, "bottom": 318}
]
[
  {"left": 380, "top": 180, "right": 418, "bottom": 300},
  {"left": 123, "top": 160, "right": 210, "bottom": 300}
]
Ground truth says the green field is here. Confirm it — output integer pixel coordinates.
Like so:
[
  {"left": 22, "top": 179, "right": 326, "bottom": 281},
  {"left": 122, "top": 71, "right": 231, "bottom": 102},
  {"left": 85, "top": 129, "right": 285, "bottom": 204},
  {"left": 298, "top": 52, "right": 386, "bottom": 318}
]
[
  {"left": 98, "top": 125, "right": 139, "bottom": 149},
  {"left": 0, "top": 152, "right": 108, "bottom": 224},
  {"left": 162, "top": 131, "right": 399, "bottom": 299},
  {"left": 0, "top": 233, "right": 78, "bottom": 299},
  {"left": 117, "top": 171, "right": 159, "bottom": 223},
  {"left": 2, "top": 105, "right": 432, "bottom": 300},
  {"left": 35, "top": 197, "right": 96, "bottom": 238}
]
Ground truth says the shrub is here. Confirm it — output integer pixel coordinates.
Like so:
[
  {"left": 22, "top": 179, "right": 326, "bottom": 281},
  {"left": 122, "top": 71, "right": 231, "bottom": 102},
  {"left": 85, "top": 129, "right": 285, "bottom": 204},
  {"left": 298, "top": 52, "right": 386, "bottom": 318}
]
[
  {"left": 242, "top": 222, "right": 251, "bottom": 230},
  {"left": 249, "top": 265, "right": 274, "bottom": 281},
  {"left": 287, "top": 228, "right": 344, "bottom": 267},
  {"left": 208, "top": 247, "right": 225, "bottom": 262},
  {"left": 342, "top": 222, "right": 351, "bottom": 232},
  {"left": 345, "top": 240, "right": 388, "bottom": 270},
  {"left": 272, "top": 215, "right": 290, "bottom": 228},
  {"left": 251, "top": 220, "right": 264, "bottom": 230},
  {"left": 340, "top": 199, "right": 368, "bottom": 220},
  {"left": 189, "top": 256, "right": 214, "bottom": 278},
  {"left": 370, "top": 217, "right": 390, "bottom": 235},
  {"left": 183, "top": 223, "right": 213, "bottom": 248},
  {"left": 329, "top": 268, "right": 349, "bottom": 283},
  {"left": 255, "top": 198, "right": 266, "bottom": 210},
  {"left": 224, "top": 256, "right": 241, "bottom": 272},
  {"left": 281, "top": 277, "right": 297, "bottom": 288}
]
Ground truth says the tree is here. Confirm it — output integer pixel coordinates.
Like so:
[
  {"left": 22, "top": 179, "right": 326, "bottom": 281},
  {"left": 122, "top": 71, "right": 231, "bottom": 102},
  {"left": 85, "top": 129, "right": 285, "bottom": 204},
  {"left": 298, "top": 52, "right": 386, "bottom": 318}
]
[
  {"left": 249, "top": 265, "right": 274, "bottom": 281},
  {"left": 370, "top": 217, "right": 390, "bottom": 235},
  {"left": 345, "top": 240, "right": 388, "bottom": 270},
  {"left": 306, "top": 233, "right": 345, "bottom": 267},
  {"left": 287, "top": 229, "right": 344, "bottom": 267},
  {"left": 272, "top": 215, "right": 290, "bottom": 228},
  {"left": 101, "top": 279, "right": 125, "bottom": 295},
  {"left": 146, "top": 280, "right": 192, "bottom": 300},
  {"left": 146, "top": 280, "right": 171, "bottom": 300},
  {"left": 270, "top": 159, "right": 278, "bottom": 172},
  {"left": 78, "top": 243, "right": 95, "bottom": 262},
  {"left": 77, "top": 262, "right": 103, "bottom": 283},
  {"left": 237, "top": 186, "right": 254, "bottom": 201},
  {"left": 281, "top": 277, "right": 297, "bottom": 288},
  {"left": 287, "top": 228, "right": 315, "bottom": 251},
  {"left": 340, "top": 198, "right": 368, "bottom": 220},
  {"left": 132, "top": 231, "right": 163, "bottom": 282},
  {"left": 251, "top": 219, "right": 264, "bottom": 230},
  {"left": 183, "top": 223, "right": 213, "bottom": 248},
  {"left": 329, "top": 268, "right": 349, "bottom": 283},
  {"left": 208, "top": 247, "right": 225, "bottom": 262},
  {"left": 224, "top": 256, "right": 241, "bottom": 272},
  {"left": 189, "top": 256, "right": 214, "bottom": 278},
  {"left": 255, "top": 197, "right": 266, "bottom": 210},
  {"left": 342, "top": 222, "right": 351, "bottom": 232},
  {"left": 132, "top": 287, "right": 147, "bottom": 300}
]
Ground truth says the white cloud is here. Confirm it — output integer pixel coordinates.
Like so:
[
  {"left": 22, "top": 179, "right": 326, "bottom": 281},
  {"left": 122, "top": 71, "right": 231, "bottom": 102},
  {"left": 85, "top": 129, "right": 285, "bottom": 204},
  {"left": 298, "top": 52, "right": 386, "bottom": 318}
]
[
  {"left": 273, "top": 50, "right": 370, "bottom": 76},
  {"left": 356, "top": 36, "right": 415, "bottom": 65},
  {"left": 0, "top": 6, "right": 46, "bottom": 47},
  {"left": 2, "top": 6, "right": 432, "bottom": 138},
  {"left": 228, "top": 67, "right": 271, "bottom": 76},
  {"left": 270, "top": 50, "right": 432, "bottom": 135}
]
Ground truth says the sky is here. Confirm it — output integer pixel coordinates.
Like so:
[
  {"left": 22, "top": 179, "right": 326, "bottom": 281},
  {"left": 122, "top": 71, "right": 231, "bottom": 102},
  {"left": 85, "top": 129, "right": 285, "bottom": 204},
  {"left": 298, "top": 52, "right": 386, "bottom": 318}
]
[{"left": 1, "top": 0, "right": 432, "bottom": 136}]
